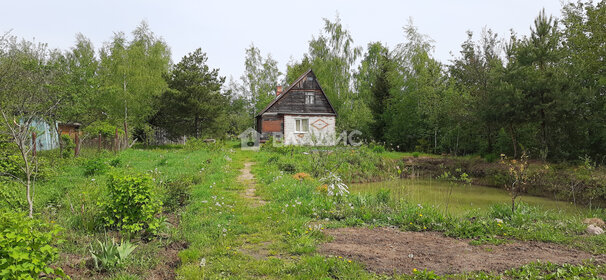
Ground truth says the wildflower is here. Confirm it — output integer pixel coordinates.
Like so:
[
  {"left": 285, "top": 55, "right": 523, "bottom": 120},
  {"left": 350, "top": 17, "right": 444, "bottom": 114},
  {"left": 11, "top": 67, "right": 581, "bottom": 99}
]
[
  {"left": 199, "top": 257, "right": 207, "bottom": 267},
  {"left": 413, "top": 268, "right": 418, "bottom": 272},
  {"left": 348, "top": 260, "right": 352, "bottom": 263},
  {"left": 419, "top": 214, "right": 423, "bottom": 217}
]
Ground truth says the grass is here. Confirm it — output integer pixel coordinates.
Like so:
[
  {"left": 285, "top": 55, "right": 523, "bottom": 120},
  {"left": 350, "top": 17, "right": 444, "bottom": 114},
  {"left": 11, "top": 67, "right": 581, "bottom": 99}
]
[{"left": 1, "top": 142, "right": 605, "bottom": 279}]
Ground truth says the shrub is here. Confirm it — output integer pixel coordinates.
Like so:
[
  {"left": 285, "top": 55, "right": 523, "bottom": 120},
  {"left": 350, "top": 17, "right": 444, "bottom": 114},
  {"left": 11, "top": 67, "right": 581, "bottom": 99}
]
[
  {"left": 60, "top": 134, "right": 75, "bottom": 158},
  {"left": 412, "top": 152, "right": 420, "bottom": 158},
  {"left": 371, "top": 145, "right": 385, "bottom": 153},
  {"left": 0, "top": 211, "right": 66, "bottom": 279},
  {"left": 100, "top": 173, "right": 162, "bottom": 235},
  {"left": 84, "top": 121, "right": 123, "bottom": 138},
  {"left": 89, "top": 238, "right": 137, "bottom": 271},
  {"left": 83, "top": 157, "right": 107, "bottom": 176},
  {"left": 161, "top": 176, "right": 193, "bottom": 211},
  {"left": 278, "top": 162, "right": 296, "bottom": 173},
  {"left": 108, "top": 157, "right": 122, "bottom": 168}
]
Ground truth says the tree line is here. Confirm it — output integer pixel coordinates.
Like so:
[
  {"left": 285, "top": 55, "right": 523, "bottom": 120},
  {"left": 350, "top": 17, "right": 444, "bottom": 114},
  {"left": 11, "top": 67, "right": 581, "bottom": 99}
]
[
  {"left": 274, "top": 2, "right": 604, "bottom": 162},
  {"left": 1, "top": 1, "right": 605, "bottom": 163}
]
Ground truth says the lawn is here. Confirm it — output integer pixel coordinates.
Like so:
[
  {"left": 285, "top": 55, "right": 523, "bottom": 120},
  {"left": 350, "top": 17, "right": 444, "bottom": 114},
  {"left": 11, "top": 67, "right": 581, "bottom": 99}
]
[{"left": 1, "top": 142, "right": 606, "bottom": 279}]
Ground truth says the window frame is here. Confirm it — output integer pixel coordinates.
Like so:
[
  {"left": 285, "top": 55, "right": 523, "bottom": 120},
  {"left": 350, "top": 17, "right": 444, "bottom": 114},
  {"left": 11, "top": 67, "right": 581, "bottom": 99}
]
[
  {"left": 305, "top": 92, "right": 315, "bottom": 105},
  {"left": 294, "top": 118, "right": 309, "bottom": 133}
]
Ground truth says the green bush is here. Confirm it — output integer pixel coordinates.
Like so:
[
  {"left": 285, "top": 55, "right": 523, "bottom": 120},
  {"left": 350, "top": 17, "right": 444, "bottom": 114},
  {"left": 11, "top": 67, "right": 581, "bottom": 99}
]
[
  {"left": 84, "top": 121, "right": 122, "bottom": 138},
  {"left": 371, "top": 144, "right": 385, "bottom": 153},
  {"left": 0, "top": 181, "right": 26, "bottom": 210},
  {"left": 278, "top": 162, "right": 297, "bottom": 173},
  {"left": 83, "top": 157, "right": 107, "bottom": 176},
  {"left": 412, "top": 152, "right": 420, "bottom": 158},
  {"left": 60, "top": 134, "right": 75, "bottom": 158},
  {"left": 109, "top": 157, "right": 122, "bottom": 168},
  {"left": 0, "top": 211, "right": 66, "bottom": 279},
  {"left": 100, "top": 173, "right": 163, "bottom": 235}
]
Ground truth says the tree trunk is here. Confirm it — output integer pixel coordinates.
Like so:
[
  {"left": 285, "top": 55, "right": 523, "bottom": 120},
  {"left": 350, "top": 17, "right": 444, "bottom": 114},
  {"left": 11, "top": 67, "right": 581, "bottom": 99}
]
[{"left": 509, "top": 123, "right": 518, "bottom": 158}]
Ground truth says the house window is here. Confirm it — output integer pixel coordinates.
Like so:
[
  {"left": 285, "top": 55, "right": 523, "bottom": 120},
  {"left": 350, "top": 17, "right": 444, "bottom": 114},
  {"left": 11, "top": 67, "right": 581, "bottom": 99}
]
[
  {"left": 305, "top": 93, "right": 315, "bottom": 105},
  {"left": 295, "top": 119, "right": 309, "bottom": 133}
]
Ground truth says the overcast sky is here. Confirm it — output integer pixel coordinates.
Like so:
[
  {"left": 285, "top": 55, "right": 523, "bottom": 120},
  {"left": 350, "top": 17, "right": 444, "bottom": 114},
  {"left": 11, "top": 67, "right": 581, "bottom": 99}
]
[{"left": 2, "top": 0, "right": 565, "bottom": 81}]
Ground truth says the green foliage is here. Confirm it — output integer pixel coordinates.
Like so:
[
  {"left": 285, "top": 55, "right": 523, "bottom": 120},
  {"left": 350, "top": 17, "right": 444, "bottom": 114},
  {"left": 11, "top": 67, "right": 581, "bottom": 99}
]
[
  {"left": 412, "top": 152, "right": 420, "bottom": 158},
  {"left": 504, "top": 261, "right": 605, "bottom": 279},
  {"left": 0, "top": 134, "right": 20, "bottom": 177},
  {"left": 370, "top": 143, "right": 385, "bottom": 153},
  {"left": 160, "top": 175, "right": 194, "bottom": 211},
  {"left": 83, "top": 157, "right": 108, "bottom": 176},
  {"left": 150, "top": 48, "right": 227, "bottom": 139},
  {"left": 99, "top": 172, "right": 162, "bottom": 235},
  {"left": 84, "top": 121, "right": 123, "bottom": 138},
  {"left": 239, "top": 43, "right": 282, "bottom": 114},
  {"left": 0, "top": 181, "right": 26, "bottom": 210},
  {"left": 0, "top": 211, "right": 66, "bottom": 279},
  {"left": 89, "top": 238, "right": 137, "bottom": 271},
  {"left": 99, "top": 21, "right": 171, "bottom": 134},
  {"left": 60, "top": 134, "right": 75, "bottom": 158}
]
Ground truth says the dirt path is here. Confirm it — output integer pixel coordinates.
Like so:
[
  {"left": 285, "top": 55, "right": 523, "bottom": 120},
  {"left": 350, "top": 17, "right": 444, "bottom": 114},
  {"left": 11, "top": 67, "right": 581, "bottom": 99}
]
[
  {"left": 320, "top": 227, "right": 605, "bottom": 275},
  {"left": 237, "top": 162, "right": 266, "bottom": 207}
]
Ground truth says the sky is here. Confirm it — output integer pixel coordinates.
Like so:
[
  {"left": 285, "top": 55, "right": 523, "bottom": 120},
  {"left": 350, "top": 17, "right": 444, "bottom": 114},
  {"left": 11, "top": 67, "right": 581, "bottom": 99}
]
[{"left": 1, "top": 0, "right": 565, "bottom": 81}]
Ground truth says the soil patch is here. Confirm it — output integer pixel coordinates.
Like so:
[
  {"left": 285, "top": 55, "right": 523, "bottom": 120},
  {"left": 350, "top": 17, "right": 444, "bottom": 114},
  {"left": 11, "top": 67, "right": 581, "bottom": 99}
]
[
  {"left": 320, "top": 227, "right": 604, "bottom": 275},
  {"left": 238, "top": 162, "right": 266, "bottom": 207}
]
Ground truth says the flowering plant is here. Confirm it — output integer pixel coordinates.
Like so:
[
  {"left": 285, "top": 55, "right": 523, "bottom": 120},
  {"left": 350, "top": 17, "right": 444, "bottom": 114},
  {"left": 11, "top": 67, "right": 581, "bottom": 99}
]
[{"left": 320, "top": 172, "right": 349, "bottom": 196}]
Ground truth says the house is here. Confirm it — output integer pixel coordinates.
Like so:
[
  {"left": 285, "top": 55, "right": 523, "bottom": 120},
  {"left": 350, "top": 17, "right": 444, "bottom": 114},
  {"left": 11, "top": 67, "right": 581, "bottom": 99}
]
[
  {"left": 58, "top": 122, "right": 82, "bottom": 140},
  {"left": 255, "top": 69, "right": 337, "bottom": 146}
]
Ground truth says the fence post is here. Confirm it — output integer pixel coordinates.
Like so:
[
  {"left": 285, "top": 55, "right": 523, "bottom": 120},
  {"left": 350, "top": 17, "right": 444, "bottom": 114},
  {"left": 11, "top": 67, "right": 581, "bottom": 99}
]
[
  {"left": 98, "top": 133, "right": 102, "bottom": 152},
  {"left": 74, "top": 132, "right": 80, "bottom": 157}
]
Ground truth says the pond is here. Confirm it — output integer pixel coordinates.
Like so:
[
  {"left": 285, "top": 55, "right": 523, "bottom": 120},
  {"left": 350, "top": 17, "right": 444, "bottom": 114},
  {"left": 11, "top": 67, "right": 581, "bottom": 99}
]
[{"left": 351, "top": 179, "right": 585, "bottom": 216}]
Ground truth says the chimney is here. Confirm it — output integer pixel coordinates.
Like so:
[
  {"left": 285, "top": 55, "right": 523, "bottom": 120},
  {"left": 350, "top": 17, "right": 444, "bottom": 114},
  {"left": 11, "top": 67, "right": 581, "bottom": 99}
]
[{"left": 276, "top": 86, "right": 283, "bottom": 96}]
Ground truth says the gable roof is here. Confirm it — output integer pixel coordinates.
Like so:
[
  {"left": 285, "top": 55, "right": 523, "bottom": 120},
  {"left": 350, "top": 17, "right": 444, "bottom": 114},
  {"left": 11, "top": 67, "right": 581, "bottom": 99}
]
[{"left": 255, "top": 69, "right": 337, "bottom": 117}]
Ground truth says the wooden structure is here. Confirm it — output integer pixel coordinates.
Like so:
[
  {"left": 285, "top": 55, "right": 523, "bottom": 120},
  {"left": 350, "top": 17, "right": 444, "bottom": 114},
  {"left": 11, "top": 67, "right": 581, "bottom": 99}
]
[
  {"left": 58, "top": 122, "right": 82, "bottom": 139},
  {"left": 255, "top": 69, "right": 337, "bottom": 146}
]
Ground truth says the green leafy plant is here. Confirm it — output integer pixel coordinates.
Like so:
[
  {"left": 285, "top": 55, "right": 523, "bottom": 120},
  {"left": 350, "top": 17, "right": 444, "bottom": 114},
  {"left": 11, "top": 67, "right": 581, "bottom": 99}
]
[
  {"left": 89, "top": 238, "right": 137, "bottom": 271},
  {"left": 99, "top": 173, "right": 162, "bottom": 234},
  {"left": 60, "top": 134, "right": 75, "bottom": 158},
  {"left": 83, "top": 157, "right": 107, "bottom": 176},
  {"left": 0, "top": 211, "right": 67, "bottom": 279}
]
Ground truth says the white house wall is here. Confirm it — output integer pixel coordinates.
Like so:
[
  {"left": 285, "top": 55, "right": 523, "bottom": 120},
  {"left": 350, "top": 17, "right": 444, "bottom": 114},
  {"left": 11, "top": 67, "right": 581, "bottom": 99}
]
[{"left": 283, "top": 115, "right": 336, "bottom": 146}]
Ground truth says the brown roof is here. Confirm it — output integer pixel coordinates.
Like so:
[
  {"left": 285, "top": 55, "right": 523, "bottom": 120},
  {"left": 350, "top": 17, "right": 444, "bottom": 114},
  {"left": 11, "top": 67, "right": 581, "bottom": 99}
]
[{"left": 255, "top": 69, "right": 337, "bottom": 117}]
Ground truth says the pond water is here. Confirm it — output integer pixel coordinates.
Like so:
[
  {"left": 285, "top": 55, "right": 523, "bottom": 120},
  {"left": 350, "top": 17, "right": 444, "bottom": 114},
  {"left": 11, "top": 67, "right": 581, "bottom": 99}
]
[{"left": 351, "top": 179, "right": 585, "bottom": 216}]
